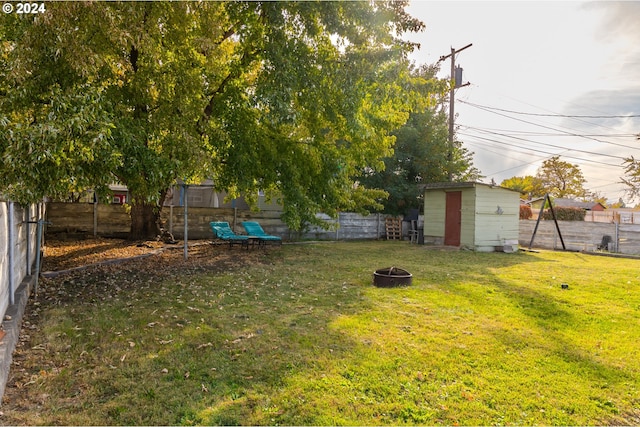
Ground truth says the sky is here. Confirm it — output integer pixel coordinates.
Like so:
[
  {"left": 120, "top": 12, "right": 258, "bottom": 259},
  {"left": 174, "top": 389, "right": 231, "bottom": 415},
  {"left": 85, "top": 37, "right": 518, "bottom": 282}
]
[{"left": 403, "top": 1, "right": 640, "bottom": 204}]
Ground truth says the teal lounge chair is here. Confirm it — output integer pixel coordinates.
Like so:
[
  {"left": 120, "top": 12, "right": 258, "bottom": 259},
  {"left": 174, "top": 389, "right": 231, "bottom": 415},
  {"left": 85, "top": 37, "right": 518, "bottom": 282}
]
[
  {"left": 241, "top": 221, "right": 282, "bottom": 245},
  {"left": 210, "top": 221, "right": 250, "bottom": 249}
]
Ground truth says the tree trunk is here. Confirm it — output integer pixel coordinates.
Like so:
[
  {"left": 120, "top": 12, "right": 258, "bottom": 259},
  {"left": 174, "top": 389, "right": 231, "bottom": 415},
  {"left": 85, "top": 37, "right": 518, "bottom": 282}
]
[{"left": 129, "top": 200, "right": 161, "bottom": 240}]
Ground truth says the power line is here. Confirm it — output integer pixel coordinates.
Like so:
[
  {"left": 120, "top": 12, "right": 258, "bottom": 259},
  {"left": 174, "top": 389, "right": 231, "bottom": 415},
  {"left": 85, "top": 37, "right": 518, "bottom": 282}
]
[
  {"left": 460, "top": 100, "right": 640, "bottom": 119},
  {"left": 464, "top": 83, "right": 631, "bottom": 134},
  {"left": 464, "top": 140, "right": 553, "bottom": 176},
  {"left": 458, "top": 132, "right": 622, "bottom": 167},
  {"left": 458, "top": 125, "right": 637, "bottom": 138},
  {"left": 463, "top": 127, "right": 627, "bottom": 160},
  {"left": 459, "top": 101, "right": 639, "bottom": 150}
]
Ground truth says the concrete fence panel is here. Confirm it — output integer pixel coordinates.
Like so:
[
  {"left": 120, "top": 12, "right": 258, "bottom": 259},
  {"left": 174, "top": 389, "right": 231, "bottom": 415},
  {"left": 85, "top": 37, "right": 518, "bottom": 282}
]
[
  {"left": 519, "top": 219, "right": 640, "bottom": 254},
  {"left": 46, "top": 202, "right": 395, "bottom": 241}
]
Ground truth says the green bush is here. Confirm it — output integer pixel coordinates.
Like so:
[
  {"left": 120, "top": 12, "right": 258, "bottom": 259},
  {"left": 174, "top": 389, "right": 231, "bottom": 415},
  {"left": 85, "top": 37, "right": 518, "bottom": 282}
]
[
  {"left": 541, "top": 206, "right": 586, "bottom": 221},
  {"left": 520, "top": 205, "right": 533, "bottom": 220}
]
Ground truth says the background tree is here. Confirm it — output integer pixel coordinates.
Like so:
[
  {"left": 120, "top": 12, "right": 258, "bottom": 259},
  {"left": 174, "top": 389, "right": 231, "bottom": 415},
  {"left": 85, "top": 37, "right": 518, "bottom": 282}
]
[
  {"left": 359, "top": 65, "right": 480, "bottom": 215},
  {"left": 622, "top": 135, "right": 640, "bottom": 200},
  {"left": 0, "top": 1, "right": 424, "bottom": 238},
  {"left": 535, "top": 156, "right": 588, "bottom": 199},
  {"left": 500, "top": 176, "right": 544, "bottom": 199}
]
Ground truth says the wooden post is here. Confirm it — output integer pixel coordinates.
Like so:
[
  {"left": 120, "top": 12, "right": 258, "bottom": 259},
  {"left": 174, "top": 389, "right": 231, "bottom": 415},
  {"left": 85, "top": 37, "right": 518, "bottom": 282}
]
[{"left": 169, "top": 205, "right": 173, "bottom": 235}]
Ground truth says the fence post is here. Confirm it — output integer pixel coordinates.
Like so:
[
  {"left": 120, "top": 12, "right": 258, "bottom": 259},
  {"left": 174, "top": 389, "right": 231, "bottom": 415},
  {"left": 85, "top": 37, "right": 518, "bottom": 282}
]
[
  {"left": 169, "top": 205, "right": 173, "bottom": 235},
  {"left": 25, "top": 205, "right": 31, "bottom": 276},
  {"left": 93, "top": 199, "right": 98, "bottom": 237},
  {"left": 233, "top": 207, "right": 237, "bottom": 231}
]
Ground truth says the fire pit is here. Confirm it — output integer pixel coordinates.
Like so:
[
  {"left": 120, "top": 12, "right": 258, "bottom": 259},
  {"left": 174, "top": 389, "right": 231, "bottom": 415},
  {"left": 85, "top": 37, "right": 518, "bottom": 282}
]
[{"left": 373, "top": 267, "right": 412, "bottom": 287}]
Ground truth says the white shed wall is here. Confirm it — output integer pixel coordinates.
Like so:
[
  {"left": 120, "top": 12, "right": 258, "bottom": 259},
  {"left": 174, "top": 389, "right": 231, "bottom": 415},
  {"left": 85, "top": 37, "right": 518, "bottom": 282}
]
[
  {"left": 459, "top": 188, "right": 476, "bottom": 248},
  {"left": 473, "top": 186, "right": 520, "bottom": 251},
  {"left": 423, "top": 190, "right": 446, "bottom": 244}
]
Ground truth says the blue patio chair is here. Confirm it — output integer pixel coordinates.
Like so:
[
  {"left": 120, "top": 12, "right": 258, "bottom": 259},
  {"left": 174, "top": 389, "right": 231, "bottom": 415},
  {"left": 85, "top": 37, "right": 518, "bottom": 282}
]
[
  {"left": 241, "top": 221, "right": 282, "bottom": 246},
  {"left": 209, "top": 221, "right": 250, "bottom": 249}
]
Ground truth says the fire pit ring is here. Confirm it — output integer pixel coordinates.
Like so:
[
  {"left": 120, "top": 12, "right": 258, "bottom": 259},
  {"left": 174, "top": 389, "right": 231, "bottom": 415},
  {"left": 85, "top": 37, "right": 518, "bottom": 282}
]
[{"left": 373, "top": 267, "right": 412, "bottom": 288}]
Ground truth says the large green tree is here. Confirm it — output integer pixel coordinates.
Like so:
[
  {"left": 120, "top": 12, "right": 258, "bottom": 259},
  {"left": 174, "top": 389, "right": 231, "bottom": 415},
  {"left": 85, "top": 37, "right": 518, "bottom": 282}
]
[
  {"left": 535, "top": 156, "right": 588, "bottom": 199},
  {"left": 500, "top": 176, "right": 544, "bottom": 199},
  {"left": 1, "top": 1, "right": 423, "bottom": 238},
  {"left": 359, "top": 65, "right": 480, "bottom": 215}
]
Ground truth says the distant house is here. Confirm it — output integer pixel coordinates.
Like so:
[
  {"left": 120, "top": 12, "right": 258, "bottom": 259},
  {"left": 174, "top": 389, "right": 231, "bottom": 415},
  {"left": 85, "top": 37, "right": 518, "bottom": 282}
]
[
  {"left": 525, "top": 197, "right": 606, "bottom": 212},
  {"left": 552, "top": 198, "right": 606, "bottom": 211},
  {"left": 423, "top": 182, "right": 520, "bottom": 252}
]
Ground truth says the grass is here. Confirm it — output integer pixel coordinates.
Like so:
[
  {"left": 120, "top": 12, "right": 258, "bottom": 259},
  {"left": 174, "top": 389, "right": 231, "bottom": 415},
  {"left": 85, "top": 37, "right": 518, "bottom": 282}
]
[{"left": 3, "top": 241, "right": 640, "bottom": 425}]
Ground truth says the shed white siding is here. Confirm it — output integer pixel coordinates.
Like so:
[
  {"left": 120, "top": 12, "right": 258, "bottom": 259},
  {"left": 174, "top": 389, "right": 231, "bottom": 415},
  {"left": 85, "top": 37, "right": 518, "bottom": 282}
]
[
  {"left": 423, "top": 182, "right": 520, "bottom": 251},
  {"left": 473, "top": 185, "right": 520, "bottom": 251},
  {"left": 459, "top": 188, "right": 476, "bottom": 248},
  {"left": 423, "top": 190, "right": 446, "bottom": 244}
]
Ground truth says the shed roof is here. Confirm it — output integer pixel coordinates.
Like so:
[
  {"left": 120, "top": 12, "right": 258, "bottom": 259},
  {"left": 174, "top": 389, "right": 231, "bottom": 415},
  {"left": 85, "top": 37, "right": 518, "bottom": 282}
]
[{"left": 422, "top": 181, "right": 520, "bottom": 193}]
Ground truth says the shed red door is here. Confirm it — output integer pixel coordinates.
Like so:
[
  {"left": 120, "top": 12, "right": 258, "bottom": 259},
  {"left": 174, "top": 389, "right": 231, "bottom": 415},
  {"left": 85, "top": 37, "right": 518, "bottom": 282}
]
[{"left": 444, "top": 191, "right": 462, "bottom": 246}]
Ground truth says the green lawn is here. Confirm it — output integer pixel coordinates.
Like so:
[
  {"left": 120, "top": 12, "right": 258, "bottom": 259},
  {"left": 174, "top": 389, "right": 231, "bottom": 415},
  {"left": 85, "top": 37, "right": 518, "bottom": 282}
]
[{"left": 4, "top": 242, "right": 640, "bottom": 425}]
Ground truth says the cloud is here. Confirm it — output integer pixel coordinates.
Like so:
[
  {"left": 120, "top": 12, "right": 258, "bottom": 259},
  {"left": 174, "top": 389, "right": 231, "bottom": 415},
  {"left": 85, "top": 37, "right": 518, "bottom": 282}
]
[
  {"left": 565, "top": 86, "right": 640, "bottom": 119},
  {"left": 582, "top": 2, "right": 640, "bottom": 83},
  {"left": 586, "top": 1, "right": 640, "bottom": 42}
]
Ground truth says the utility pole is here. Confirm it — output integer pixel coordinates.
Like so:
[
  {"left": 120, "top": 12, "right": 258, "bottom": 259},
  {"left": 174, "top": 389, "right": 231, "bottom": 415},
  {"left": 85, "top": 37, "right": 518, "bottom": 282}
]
[{"left": 439, "top": 43, "right": 472, "bottom": 181}]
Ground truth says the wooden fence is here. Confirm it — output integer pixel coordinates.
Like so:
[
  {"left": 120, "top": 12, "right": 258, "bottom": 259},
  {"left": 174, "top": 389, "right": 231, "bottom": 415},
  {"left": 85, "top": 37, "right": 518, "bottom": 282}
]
[
  {"left": 583, "top": 210, "right": 640, "bottom": 224},
  {"left": 45, "top": 202, "right": 396, "bottom": 241}
]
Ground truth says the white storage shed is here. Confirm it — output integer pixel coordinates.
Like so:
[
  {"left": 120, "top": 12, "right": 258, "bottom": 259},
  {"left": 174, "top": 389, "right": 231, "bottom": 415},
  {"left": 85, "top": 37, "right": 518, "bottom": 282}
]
[{"left": 423, "top": 182, "right": 520, "bottom": 252}]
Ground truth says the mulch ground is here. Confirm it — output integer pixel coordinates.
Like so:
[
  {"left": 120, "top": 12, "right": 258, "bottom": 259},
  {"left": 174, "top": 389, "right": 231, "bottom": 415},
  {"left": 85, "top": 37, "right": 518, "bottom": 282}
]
[{"left": 40, "top": 236, "right": 270, "bottom": 274}]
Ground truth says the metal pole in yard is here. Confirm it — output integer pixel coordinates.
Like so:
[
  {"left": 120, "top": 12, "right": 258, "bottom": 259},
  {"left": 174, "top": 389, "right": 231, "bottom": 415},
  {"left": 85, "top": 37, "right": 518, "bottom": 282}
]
[
  {"left": 183, "top": 184, "right": 188, "bottom": 260},
  {"left": 93, "top": 196, "right": 98, "bottom": 237}
]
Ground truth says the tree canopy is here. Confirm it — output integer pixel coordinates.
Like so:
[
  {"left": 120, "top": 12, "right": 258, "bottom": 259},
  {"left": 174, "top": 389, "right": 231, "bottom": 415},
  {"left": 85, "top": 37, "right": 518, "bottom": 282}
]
[
  {"left": 1, "top": 1, "right": 426, "bottom": 237},
  {"left": 359, "top": 65, "right": 480, "bottom": 215},
  {"left": 500, "top": 176, "right": 543, "bottom": 199},
  {"left": 535, "top": 156, "right": 588, "bottom": 199},
  {"left": 502, "top": 157, "right": 589, "bottom": 200}
]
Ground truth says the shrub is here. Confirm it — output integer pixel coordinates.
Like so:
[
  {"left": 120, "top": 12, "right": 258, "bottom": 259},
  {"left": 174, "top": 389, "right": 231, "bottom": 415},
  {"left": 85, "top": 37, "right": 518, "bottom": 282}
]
[
  {"left": 541, "top": 206, "right": 585, "bottom": 221},
  {"left": 519, "top": 205, "right": 533, "bottom": 220}
]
